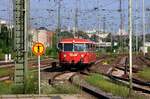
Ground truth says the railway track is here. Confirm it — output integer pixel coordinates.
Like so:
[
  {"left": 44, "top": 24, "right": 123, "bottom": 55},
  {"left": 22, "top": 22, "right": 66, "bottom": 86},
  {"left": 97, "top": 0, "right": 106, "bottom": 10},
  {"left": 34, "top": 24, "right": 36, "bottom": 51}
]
[
  {"left": 1, "top": 55, "right": 149, "bottom": 97},
  {"left": 109, "top": 56, "right": 150, "bottom": 94},
  {"left": 0, "top": 58, "right": 58, "bottom": 82},
  {"left": 48, "top": 70, "right": 122, "bottom": 99},
  {"left": 88, "top": 55, "right": 150, "bottom": 96},
  {"left": 0, "top": 75, "right": 10, "bottom": 81},
  {"left": 70, "top": 74, "right": 122, "bottom": 99},
  {"left": 109, "top": 74, "right": 150, "bottom": 93},
  {"left": 46, "top": 57, "right": 123, "bottom": 99},
  {"left": 138, "top": 56, "right": 150, "bottom": 67},
  {"left": 38, "top": 54, "right": 150, "bottom": 98},
  {"left": 0, "top": 61, "right": 14, "bottom": 69},
  {"left": 0, "top": 58, "right": 58, "bottom": 69},
  {"left": 110, "top": 67, "right": 150, "bottom": 93}
]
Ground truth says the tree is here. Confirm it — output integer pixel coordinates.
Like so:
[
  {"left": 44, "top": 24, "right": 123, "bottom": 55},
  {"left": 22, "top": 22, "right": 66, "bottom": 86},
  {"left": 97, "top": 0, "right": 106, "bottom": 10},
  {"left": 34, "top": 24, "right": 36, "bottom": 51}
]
[
  {"left": 76, "top": 31, "right": 89, "bottom": 39},
  {"left": 0, "top": 24, "right": 13, "bottom": 53},
  {"left": 146, "top": 34, "right": 150, "bottom": 42},
  {"left": 90, "top": 34, "right": 99, "bottom": 42},
  {"left": 58, "top": 31, "right": 74, "bottom": 39}
]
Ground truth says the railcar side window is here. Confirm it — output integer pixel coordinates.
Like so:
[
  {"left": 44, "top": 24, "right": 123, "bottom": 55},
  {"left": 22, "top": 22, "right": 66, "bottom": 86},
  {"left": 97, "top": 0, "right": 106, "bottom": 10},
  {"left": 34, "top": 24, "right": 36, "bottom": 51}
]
[
  {"left": 86, "top": 44, "right": 90, "bottom": 51},
  {"left": 74, "top": 44, "right": 86, "bottom": 51},
  {"left": 93, "top": 44, "right": 96, "bottom": 51},
  {"left": 89, "top": 44, "right": 92, "bottom": 51},
  {"left": 64, "top": 43, "right": 73, "bottom": 51}
]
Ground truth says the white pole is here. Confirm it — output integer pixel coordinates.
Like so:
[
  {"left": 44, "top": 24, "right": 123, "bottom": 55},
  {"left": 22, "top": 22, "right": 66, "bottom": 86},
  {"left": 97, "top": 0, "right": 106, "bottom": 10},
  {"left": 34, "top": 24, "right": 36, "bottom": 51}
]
[
  {"left": 129, "top": 0, "right": 133, "bottom": 94},
  {"left": 38, "top": 55, "right": 41, "bottom": 94},
  {"left": 5, "top": 54, "right": 8, "bottom": 62},
  {"left": 142, "top": 0, "right": 145, "bottom": 56}
]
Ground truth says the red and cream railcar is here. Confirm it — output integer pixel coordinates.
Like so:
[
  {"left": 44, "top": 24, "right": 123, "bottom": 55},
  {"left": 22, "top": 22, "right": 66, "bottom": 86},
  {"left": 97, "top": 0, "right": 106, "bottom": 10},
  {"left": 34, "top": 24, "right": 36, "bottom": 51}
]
[{"left": 58, "top": 38, "right": 96, "bottom": 66}]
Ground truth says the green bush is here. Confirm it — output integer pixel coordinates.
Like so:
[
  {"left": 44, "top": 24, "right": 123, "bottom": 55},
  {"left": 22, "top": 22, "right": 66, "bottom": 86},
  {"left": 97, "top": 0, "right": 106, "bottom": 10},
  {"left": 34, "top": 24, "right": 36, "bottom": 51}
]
[
  {"left": 0, "top": 49, "right": 4, "bottom": 60},
  {"left": 46, "top": 47, "right": 58, "bottom": 58},
  {"left": 0, "top": 82, "right": 12, "bottom": 94},
  {"left": 11, "top": 72, "right": 38, "bottom": 94},
  {"left": 11, "top": 84, "right": 24, "bottom": 94},
  {"left": 25, "top": 72, "right": 38, "bottom": 94},
  {"left": 148, "top": 47, "right": 150, "bottom": 52}
]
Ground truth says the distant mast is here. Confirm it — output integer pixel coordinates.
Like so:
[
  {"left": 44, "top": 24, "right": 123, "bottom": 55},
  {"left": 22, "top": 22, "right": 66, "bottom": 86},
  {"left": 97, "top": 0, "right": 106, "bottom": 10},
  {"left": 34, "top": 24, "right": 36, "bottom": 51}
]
[{"left": 74, "top": 0, "right": 79, "bottom": 38}]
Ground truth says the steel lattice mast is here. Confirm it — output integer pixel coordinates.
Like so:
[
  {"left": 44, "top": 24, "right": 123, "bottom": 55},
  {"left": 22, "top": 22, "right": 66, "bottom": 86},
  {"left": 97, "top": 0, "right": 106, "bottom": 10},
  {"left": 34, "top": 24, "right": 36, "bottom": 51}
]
[{"left": 13, "top": 0, "right": 29, "bottom": 93}]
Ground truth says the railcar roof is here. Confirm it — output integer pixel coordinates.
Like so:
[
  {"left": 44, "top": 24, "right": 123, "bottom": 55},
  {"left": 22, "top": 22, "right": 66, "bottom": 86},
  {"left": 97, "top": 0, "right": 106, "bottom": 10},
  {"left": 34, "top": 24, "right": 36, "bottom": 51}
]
[{"left": 59, "top": 38, "right": 95, "bottom": 44}]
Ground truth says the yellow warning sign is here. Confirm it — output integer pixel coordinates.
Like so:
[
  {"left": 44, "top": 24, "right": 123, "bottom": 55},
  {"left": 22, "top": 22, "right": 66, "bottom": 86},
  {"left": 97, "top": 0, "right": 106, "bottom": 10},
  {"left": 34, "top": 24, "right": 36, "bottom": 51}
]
[{"left": 32, "top": 42, "right": 45, "bottom": 56}]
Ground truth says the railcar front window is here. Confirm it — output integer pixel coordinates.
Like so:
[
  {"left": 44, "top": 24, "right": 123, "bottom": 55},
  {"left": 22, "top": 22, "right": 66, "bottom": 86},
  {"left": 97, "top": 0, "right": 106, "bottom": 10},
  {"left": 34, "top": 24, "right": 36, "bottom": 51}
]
[
  {"left": 74, "top": 44, "right": 86, "bottom": 51},
  {"left": 64, "top": 43, "right": 73, "bottom": 51}
]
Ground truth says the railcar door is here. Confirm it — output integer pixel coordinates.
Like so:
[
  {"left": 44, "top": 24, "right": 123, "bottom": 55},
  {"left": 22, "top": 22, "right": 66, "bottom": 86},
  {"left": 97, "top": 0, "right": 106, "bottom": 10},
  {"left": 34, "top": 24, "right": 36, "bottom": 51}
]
[{"left": 87, "top": 43, "right": 96, "bottom": 63}]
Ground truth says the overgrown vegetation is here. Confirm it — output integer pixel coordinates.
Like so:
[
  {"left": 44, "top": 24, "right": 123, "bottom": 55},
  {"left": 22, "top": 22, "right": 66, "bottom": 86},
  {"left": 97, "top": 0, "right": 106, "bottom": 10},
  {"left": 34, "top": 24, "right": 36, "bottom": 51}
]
[
  {"left": 137, "top": 67, "right": 150, "bottom": 81},
  {"left": 148, "top": 47, "right": 150, "bottom": 52},
  {"left": 58, "top": 31, "right": 74, "bottom": 39},
  {"left": 86, "top": 73, "right": 129, "bottom": 97},
  {"left": 46, "top": 47, "right": 58, "bottom": 58},
  {"left": 0, "top": 24, "right": 13, "bottom": 54},
  {"left": 85, "top": 73, "right": 149, "bottom": 98},
  {"left": 0, "top": 70, "right": 38, "bottom": 94},
  {"left": 11, "top": 71, "right": 38, "bottom": 94},
  {"left": 44, "top": 32, "right": 58, "bottom": 58},
  {"left": 0, "top": 24, "right": 14, "bottom": 60},
  {"left": 25, "top": 71, "right": 38, "bottom": 94},
  {"left": 0, "top": 49, "right": 5, "bottom": 60},
  {"left": 0, "top": 81, "right": 13, "bottom": 94},
  {"left": 0, "top": 68, "right": 14, "bottom": 77},
  {"left": 41, "top": 83, "right": 80, "bottom": 94}
]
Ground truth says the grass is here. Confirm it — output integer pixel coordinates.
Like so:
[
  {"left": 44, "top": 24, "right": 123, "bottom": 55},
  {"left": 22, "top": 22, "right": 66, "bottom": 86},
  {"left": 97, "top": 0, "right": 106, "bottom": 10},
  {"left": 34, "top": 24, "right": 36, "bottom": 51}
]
[
  {"left": 85, "top": 73, "right": 150, "bottom": 98},
  {"left": 0, "top": 69, "right": 38, "bottom": 94},
  {"left": 85, "top": 73, "right": 129, "bottom": 97},
  {"left": 41, "top": 83, "right": 81, "bottom": 94},
  {"left": 0, "top": 68, "right": 14, "bottom": 77},
  {"left": 108, "top": 53, "right": 118, "bottom": 58},
  {"left": 137, "top": 67, "right": 150, "bottom": 81},
  {"left": 0, "top": 81, "right": 13, "bottom": 94},
  {"left": 11, "top": 71, "right": 38, "bottom": 94}
]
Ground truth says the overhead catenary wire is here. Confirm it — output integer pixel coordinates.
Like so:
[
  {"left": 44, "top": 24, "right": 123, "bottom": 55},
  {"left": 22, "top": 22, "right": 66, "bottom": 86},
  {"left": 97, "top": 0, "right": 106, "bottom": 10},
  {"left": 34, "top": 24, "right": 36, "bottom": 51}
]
[{"left": 1, "top": 0, "right": 147, "bottom": 34}]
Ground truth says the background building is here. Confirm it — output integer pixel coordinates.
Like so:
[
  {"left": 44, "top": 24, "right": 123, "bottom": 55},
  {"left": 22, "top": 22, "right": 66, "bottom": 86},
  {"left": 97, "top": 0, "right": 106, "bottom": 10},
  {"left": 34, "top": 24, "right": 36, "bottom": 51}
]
[{"left": 29, "top": 27, "right": 54, "bottom": 48}]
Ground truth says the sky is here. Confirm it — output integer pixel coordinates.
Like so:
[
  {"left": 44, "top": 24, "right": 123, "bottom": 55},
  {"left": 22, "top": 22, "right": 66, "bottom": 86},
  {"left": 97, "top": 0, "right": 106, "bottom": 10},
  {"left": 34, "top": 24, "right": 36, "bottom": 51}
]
[{"left": 0, "top": 0, "right": 150, "bottom": 34}]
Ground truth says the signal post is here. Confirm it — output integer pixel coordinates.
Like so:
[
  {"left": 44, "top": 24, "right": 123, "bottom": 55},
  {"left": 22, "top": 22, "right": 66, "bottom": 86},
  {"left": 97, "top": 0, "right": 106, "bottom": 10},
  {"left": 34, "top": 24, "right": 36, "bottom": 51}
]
[{"left": 32, "top": 42, "right": 45, "bottom": 94}]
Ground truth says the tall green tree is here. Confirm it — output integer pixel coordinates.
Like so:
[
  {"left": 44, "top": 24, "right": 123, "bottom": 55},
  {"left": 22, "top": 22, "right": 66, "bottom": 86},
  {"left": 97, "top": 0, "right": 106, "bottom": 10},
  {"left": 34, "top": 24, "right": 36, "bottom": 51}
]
[
  {"left": 90, "top": 34, "right": 99, "bottom": 42},
  {"left": 77, "top": 31, "right": 89, "bottom": 39},
  {"left": 58, "top": 31, "right": 74, "bottom": 39},
  {"left": 0, "top": 24, "right": 13, "bottom": 53}
]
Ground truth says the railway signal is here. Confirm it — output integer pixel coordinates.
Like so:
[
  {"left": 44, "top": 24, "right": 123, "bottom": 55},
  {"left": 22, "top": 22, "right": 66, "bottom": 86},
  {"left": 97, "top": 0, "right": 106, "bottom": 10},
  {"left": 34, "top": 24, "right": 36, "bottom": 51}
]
[
  {"left": 32, "top": 42, "right": 45, "bottom": 94},
  {"left": 32, "top": 42, "right": 45, "bottom": 56}
]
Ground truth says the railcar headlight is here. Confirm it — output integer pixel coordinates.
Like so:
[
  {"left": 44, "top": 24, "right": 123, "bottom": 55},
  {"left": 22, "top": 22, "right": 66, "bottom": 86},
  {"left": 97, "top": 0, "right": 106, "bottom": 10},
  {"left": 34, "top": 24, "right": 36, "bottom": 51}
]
[
  {"left": 81, "top": 54, "right": 84, "bottom": 57},
  {"left": 64, "top": 54, "right": 66, "bottom": 57}
]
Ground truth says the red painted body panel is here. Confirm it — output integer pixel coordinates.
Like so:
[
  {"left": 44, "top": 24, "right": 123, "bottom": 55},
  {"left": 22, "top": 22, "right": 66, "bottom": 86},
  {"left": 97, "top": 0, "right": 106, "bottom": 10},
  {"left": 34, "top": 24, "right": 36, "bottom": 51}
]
[{"left": 59, "top": 51, "right": 96, "bottom": 64}]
